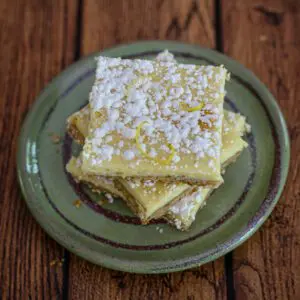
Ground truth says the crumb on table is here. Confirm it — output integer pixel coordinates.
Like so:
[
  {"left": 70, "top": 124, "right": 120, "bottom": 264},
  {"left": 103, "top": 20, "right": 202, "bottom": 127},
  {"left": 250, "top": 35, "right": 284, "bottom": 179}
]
[
  {"left": 97, "top": 199, "right": 104, "bottom": 206},
  {"left": 49, "top": 132, "right": 61, "bottom": 144},
  {"left": 259, "top": 35, "right": 267, "bottom": 42},
  {"left": 73, "top": 199, "right": 82, "bottom": 208},
  {"left": 50, "top": 258, "right": 65, "bottom": 267}
]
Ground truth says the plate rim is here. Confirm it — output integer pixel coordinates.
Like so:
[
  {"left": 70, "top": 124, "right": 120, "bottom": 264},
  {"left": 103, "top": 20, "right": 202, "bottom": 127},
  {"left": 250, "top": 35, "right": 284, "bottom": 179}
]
[{"left": 17, "top": 40, "right": 290, "bottom": 273}]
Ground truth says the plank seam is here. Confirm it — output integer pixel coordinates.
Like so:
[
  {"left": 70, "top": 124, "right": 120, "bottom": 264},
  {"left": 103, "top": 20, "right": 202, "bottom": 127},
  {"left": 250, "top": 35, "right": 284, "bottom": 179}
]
[
  {"left": 62, "top": 251, "right": 70, "bottom": 300},
  {"left": 215, "top": 0, "right": 235, "bottom": 298},
  {"left": 225, "top": 252, "right": 235, "bottom": 300},
  {"left": 75, "top": 0, "right": 83, "bottom": 60},
  {"left": 215, "top": 0, "right": 224, "bottom": 52},
  {"left": 62, "top": 0, "right": 84, "bottom": 298}
]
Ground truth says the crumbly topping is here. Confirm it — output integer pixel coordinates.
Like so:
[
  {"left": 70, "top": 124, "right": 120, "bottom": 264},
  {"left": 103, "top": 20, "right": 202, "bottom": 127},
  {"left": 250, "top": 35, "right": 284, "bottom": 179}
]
[
  {"left": 156, "top": 50, "right": 175, "bottom": 62},
  {"left": 245, "top": 123, "right": 251, "bottom": 133},
  {"left": 105, "top": 193, "right": 114, "bottom": 203},
  {"left": 123, "top": 149, "right": 135, "bottom": 160},
  {"left": 224, "top": 110, "right": 251, "bottom": 136},
  {"left": 223, "top": 111, "right": 242, "bottom": 134},
  {"left": 169, "top": 188, "right": 203, "bottom": 217},
  {"left": 143, "top": 180, "right": 155, "bottom": 187},
  {"left": 226, "top": 111, "right": 237, "bottom": 123},
  {"left": 173, "top": 218, "right": 183, "bottom": 229},
  {"left": 75, "top": 156, "right": 82, "bottom": 168},
  {"left": 98, "top": 176, "right": 114, "bottom": 185},
  {"left": 128, "top": 180, "right": 141, "bottom": 189},
  {"left": 126, "top": 178, "right": 180, "bottom": 196},
  {"left": 85, "top": 55, "right": 227, "bottom": 167}
]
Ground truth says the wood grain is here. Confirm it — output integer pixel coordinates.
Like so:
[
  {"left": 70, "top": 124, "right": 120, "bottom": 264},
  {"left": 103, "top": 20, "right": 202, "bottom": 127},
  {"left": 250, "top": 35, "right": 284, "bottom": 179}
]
[
  {"left": 80, "top": 0, "right": 215, "bottom": 55},
  {"left": 222, "top": 0, "right": 300, "bottom": 299},
  {"left": 0, "top": 0, "right": 78, "bottom": 298},
  {"left": 3, "top": 0, "right": 298, "bottom": 298},
  {"left": 68, "top": 1, "right": 227, "bottom": 299},
  {"left": 69, "top": 255, "right": 226, "bottom": 300}
]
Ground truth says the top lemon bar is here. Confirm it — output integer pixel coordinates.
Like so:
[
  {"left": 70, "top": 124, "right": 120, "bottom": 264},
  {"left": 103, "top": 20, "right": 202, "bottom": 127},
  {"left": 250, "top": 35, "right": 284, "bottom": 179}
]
[{"left": 81, "top": 56, "right": 228, "bottom": 185}]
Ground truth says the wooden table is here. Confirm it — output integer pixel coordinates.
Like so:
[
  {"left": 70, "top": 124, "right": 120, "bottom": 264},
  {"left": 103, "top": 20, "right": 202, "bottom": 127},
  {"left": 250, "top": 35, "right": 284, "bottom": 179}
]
[{"left": 0, "top": 0, "right": 299, "bottom": 299}]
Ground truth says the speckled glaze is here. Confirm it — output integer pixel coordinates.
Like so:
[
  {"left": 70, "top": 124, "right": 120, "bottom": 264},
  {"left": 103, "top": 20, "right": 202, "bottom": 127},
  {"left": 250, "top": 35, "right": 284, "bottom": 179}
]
[{"left": 17, "top": 41, "right": 290, "bottom": 273}]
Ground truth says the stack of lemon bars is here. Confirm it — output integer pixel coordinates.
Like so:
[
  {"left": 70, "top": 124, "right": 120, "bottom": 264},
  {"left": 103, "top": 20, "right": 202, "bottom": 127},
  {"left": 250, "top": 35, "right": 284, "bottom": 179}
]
[{"left": 66, "top": 51, "right": 250, "bottom": 231}]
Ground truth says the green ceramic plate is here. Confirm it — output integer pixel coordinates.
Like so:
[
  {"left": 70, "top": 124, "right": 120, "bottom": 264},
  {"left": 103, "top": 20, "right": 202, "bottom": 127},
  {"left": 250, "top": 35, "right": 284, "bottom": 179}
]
[{"left": 17, "top": 41, "right": 290, "bottom": 273}]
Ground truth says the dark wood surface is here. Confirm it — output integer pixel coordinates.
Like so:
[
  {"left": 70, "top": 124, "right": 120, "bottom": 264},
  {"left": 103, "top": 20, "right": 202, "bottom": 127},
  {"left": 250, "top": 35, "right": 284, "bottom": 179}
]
[
  {"left": 222, "top": 1, "right": 300, "bottom": 299},
  {"left": 0, "top": 0, "right": 298, "bottom": 299}
]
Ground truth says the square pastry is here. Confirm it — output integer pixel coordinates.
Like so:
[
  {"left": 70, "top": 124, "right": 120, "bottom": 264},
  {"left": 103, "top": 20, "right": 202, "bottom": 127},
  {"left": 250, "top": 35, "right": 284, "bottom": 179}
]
[{"left": 81, "top": 56, "right": 228, "bottom": 185}]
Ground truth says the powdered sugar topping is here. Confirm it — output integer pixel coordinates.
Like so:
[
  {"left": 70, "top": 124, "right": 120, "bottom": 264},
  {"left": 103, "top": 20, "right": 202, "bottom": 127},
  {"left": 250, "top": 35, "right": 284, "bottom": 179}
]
[
  {"left": 84, "top": 53, "right": 227, "bottom": 167},
  {"left": 169, "top": 188, "right": 204, "bottom": 217}
]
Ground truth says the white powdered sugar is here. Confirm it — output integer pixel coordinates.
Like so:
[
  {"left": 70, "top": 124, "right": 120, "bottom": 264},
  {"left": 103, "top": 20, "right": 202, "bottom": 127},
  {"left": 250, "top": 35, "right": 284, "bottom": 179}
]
[
  {"left": 105, "top": 193, "right": 114, "bottom": 203},
  {"left": 169, "top": 189, "right": 203, "bottom": 217},
  {"left": 123, "top": 149, "right": 135, "bottom": 160},
  {"left": 143, "top": 180, "right": 155, "bottom": 187},
  {"left": 156, "top": 50, "right": 175, "bottom": 62}
]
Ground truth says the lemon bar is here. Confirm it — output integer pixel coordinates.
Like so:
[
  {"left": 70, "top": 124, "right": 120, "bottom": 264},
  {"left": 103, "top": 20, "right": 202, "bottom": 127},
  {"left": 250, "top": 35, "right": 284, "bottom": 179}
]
[
  {"left": 164, "top": 187, "right": 212, "bottom": 230},
  {"left": 66, "top": 107, "right": 247, "bottom": 224},
  {"left": 118, "top": 112, "right": 248, "bottom": 224},
  {"left": 81, "top": 56, "right": 228, "bottom": 185},
  {"left": 66, "top": 51, "right": 175, "bottom": 145},
  {"left": 164, "top": 113, "right": 249, "bottom": 230}
]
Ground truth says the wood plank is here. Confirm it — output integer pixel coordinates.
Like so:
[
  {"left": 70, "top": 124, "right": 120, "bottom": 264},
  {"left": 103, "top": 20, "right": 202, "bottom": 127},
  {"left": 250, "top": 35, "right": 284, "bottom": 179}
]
[
  {"left": 222, "top": 0, "right": 300, "bottom": 299},
  {"left": 0, "top": 0, "right": 78, "bottom": 298},
  {"left": 69, "top": 255, "right": 226, "bottom": 300},
  {"left": 80, "top": 0, "right": 215, "bottom": 55},
  {"left": 69, "top": 1, "right": 227, "bottom": 299}
]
